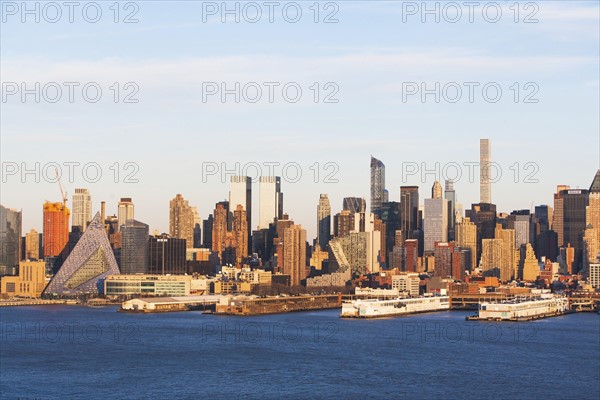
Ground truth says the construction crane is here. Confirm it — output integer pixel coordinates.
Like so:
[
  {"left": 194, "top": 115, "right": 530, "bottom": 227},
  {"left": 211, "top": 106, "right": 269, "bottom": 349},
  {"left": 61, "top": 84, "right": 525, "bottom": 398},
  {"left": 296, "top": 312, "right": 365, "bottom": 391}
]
[{"left": 55, "top": 167, "right": 67, "bottom": 207}]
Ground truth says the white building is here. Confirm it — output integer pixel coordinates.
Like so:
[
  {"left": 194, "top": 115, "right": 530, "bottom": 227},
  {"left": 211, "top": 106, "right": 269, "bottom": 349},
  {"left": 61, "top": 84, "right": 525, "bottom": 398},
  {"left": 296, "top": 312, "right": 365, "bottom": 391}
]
[
  {"left": 424, "top": 198, "right": 449, "bottom": 253},
  {"left": 590, "top": 263, "right": 600, "bottom": 288},
  {"left": 258, "top": 176, "right": 281, "bottom": 229},
  {"left": 72, "top": 188, "right": 92, "bottom": 230},
  {"left": 117, "top": 198, "right": 134, "bottom": 230},
  {"left": 392, "top": 273, "right": 420, "bottom": 297}
]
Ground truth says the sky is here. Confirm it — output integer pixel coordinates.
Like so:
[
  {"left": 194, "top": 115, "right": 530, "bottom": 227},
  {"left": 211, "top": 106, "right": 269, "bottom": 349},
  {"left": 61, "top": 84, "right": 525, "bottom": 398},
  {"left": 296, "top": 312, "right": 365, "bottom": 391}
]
[{"left": 1, "top": 0, "right": 599, "bottom": 240}]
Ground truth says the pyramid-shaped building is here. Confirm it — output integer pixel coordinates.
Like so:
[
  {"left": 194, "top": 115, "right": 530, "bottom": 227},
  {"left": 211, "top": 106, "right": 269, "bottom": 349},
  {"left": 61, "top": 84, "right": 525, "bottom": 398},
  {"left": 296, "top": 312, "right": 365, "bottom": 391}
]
[{"left": 43, "top": 212, "right": 120, "bottom": 296}]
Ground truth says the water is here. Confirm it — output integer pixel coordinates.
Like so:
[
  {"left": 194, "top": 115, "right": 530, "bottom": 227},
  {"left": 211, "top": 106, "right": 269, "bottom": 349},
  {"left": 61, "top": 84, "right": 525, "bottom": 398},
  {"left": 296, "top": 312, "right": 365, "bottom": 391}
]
[{"left": 1, "top": 306, "right": 599, "bottom": 399}]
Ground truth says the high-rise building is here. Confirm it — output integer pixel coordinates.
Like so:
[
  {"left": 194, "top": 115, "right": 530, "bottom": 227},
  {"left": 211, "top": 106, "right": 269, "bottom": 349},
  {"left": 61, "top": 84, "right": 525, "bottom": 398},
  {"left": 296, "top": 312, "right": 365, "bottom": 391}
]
[
  {"left": 0, "top": 205, "right": 22, "bottom": 274},
  {"left": 169, "top": 194, "right": 195, "bottom": 248},
  {"left": 375, "top": 201, "right": 401, "bottom": 267},
  {"left": 400, "top": 186, "right": 419, "bottom": 239},
  {"left": 584, "top": 171, "right": 600, "bottom": 268},
  {"left": 481, "top": 239, "right": 503, "bottom": 279},
  {"left": 25, "top": 228, "right": 40, "bottom": 260},
  {"left": 404, "top": 239, "right": 418, "bottom": 272},
  {"left": 192, "top": 207, "right": 202, "bottom": 248},
  {"left": 494, "top": 224, "right": 517, "bottom": 282},
  {"left": 343, "top": 197, "right": 366, "bottom": 214},
  {"left": 212, "top": 201, "right": 230, "bottom": 256},
  {"left": 317, "top": 194, "right": 331, "bottom": 249},
  {"left": 230, "top": 176, "right": 252, "bottom": 248},
  {"left": 43, "top": 201, "right": 69, "bottom": 258},
  {"left": 233, "top": 205, "right": 248, "bottom": 266},
  {"left": 560, "top": 187, "right": 590, "bottom": 273},
  {"left": 466, "top": 203, "right": 497, "bottom": 267},
  {"left": 43, "top": 213, "right": 120, "bottom": 296},
  {"left": 370, "top": 156, "right": 385, "bottom": 213},
  {"left": 480, "top": 138, "right": 491, "bottom": 203},
  {"left": 424, "top": 195, "right": 449, "bottom": 253},
  {"left": 117, "top": 198, "right": 134, "bottom": 231},
  {"left": 148, "top": 233, "right": 187, "bottom": 275},
  {"left": 121, "top": 219, "right": 149, "bottom": 274},
  {"left": 431, "top": 180, "right": 443, "bottom": 199},
  {"left": 334, "top": 210, "right": 354, "bottom": 238},
  {"left": 258, "top": 176, "right": 282, "bottom": 229},
  {"left": 203, "top": 214, "right": 213, "bottom": 249},
  {"left": 521, "top": 243, "right": 540, "bottom": 281},
  {"left": 445, "top": 180, "right": 456, "bottom": 241},
  {"left": 71, "top": 188, "right": 92, "bottom": 231},
  {"left": 283, "top": 223, "right": 307, "bottom": 286},
  {"left": 553, "top": 185, "right": 570, "bottom": 247},
  {"left": 456, "top": 217, "right": 477, "bottom": 271}
]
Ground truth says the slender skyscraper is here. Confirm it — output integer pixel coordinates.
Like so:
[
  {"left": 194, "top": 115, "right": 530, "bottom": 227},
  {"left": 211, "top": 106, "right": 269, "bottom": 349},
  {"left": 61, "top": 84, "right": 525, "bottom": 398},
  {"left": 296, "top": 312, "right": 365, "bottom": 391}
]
[
  {"left": 117, "top": 198, "right": 134, "bottom": 230},
  {"left": 258, "top": 176, "right": 282, "bottom": 229},
  {"left": 400, "top": 186, "right": 419, "bottom": 239},
  {"left": 445, "top": 180, "right": 456, "bottom": 241},
  {"left": 370, "top": 156, "right": 385, "bottom": 213},
  {"left": 229, "top": 176, "right": 252, "bottom": 246},
  {"left": 0, "top": 205, "right": 22, "bottom": 273},
  {"left": 317, "top": 194, "right": 331, "bottom": 249},
  {"left": 169, "top": 194, "right": 195, "bottom": 248},
  {"left": 43, "top": 201, "right": 69, "bottom": 258},
  {"left": 121, "top": 219, "right": 149, "bottom": 274},
  {"left": 480, "top": 138, "right": 491, "bottom": 204},
  {"left": 72, "top": 188, "right": 92, "bottom": 231}
]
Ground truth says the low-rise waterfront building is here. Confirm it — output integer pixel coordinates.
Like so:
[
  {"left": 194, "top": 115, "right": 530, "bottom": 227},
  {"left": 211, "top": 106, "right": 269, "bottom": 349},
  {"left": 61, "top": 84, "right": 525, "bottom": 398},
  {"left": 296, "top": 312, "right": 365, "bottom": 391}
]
[{"left": 105, "top": 274, "right": 191, "bottom": 297}]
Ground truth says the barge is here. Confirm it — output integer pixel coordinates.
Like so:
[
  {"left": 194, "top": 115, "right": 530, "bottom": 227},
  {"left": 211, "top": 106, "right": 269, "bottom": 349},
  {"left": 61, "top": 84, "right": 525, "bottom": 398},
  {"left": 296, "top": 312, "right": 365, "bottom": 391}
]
[
  {"left": 466, "top": 295, "right": 570, "bottom": 322},
  {"left": 340, "top": 295, "right": 450, "bottom": 318}
]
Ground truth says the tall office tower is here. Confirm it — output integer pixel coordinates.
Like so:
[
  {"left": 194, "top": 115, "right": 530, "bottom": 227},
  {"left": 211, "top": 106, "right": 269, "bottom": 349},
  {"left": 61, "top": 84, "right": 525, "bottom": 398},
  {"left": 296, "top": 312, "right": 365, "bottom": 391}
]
[
  {"left": 259, "top": 176, "right": 282, "bottom": 229},
  {"left": 553, "top": 185, "right": 570, "bottom": 246},
  {"left": 353, "top": 212, "right": 376, "bottom": 233},
  {"left": 283, "top": 223, "right": 307, "bottom": 286},
  {"left": 71, "top": 188, "right": 92, "bottom": 231},
  {"left": 375, "top": 201, "right": 401, "bottom": 266},
  {"left": 431, "top": 180, "right": 443, "bottom": 199},
  {"left": 25, "top": 229, "right": 40, "bottom": 260},
  {"left": 43, "top": 201, "right": 69, "bottom": 258},
  {"left": 121, "top": 219, "right": 149, "bottom": 274},
  {"left": 560, "top": 187, "right": 590, "bottom": 273},
  {"left": 480, "top": 138, "right": 491, "bottom": 203},
  {"left": 233, "top": 205, "right": 248, "bottom": 266},
  {"left": 508, "top": 211, "right": 532, "bottom": 247},
  {"left": 370, "top": 156, "right": 385, "bottom": 213},
  {"left": 481, "top": 239, "right": 503, "bottom": 279},
  {"left": 335, "top": 210, "right": 354, "bottom": 238},
  {"left": 117, "top": 198, "right": 134, "bottom": 230},
  {"left": 43, "top": 213, "right": 120, "bottom": 296},
  {"left": 229, "top": 176, "right": 252, "bottom": 247},
  {"left": 584, "top": 173, "right": 600, "bottom": 266},
  {"left": 212, "top": 202, "right": 229, "bottom": 255},
  {"left": 434, "top": 242, "right": 454, "bottom": 278},
  {"left": 192, "top": 207, "right": 202, "bottom": 248},
  {"left": 343, "top": 197, "right": 366, "bottom": 214},
  {"left": 0, "top": 205, "right": 22, "bottom": 273},
  {"left": 456, "top": 217, "right": 477, "bottom": 271},
  {"left": 521, "top": 243, "right": 540, "bottom": 281},
  {"left": 445, "top": 180, "right": 456, "bottom": 241},
  {"left": 374, "top": 216, "right": 386, "bottom": 266},
  {"left": 494, "top": 224, "right": 517, "bottom": 282},
  {"left": 466, "top": 203, "right": 497, "bottom": 267},
  {"left": 317, "top": 194, "right": 331, "bottom": 250},
  {"left": 169, "top": 194, "right": 195, "bottom": 248},
  {"left": 400, "top": 186, "right": 419, "bottom": 239},
  {"left": 148, "top": 234, "right": 187, "bottom": 275},
  {"left": 203, "top": 214, "right": 213, "bottom": 249},
  {"left": 424, "top": 196, "right": 449, "bottom": 253}
]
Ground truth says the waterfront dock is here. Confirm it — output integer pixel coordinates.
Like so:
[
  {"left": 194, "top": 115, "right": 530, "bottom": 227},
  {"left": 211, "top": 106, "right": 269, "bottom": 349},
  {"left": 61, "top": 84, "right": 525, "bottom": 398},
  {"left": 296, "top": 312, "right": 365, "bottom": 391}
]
[
  {"left": 215, "top": 294, "right": 342, "bottom": 315},
  {"left": 0, "top": 299, "right": 78, "bottom": 307},
  {"left": 466, "top": 296, "right": 571, "bottom": 322}
]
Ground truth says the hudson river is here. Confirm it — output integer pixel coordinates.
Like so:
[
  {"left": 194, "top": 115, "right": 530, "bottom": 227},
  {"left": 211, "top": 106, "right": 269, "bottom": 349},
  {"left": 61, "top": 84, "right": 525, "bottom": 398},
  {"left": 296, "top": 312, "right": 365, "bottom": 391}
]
[{"left": 1, "top": 306, "right": 598, "bottom": 399}]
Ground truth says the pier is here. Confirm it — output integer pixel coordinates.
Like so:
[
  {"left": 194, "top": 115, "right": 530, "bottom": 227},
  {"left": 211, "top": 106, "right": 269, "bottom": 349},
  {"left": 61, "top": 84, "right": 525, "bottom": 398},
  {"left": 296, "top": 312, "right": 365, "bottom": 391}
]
[{"left": 215, "top": 294, "right": 342, "bottom": 315}]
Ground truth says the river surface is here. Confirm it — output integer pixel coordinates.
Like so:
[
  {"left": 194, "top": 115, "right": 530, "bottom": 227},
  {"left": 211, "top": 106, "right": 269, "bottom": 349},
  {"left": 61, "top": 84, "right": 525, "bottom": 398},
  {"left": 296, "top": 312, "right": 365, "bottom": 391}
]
[{"left": 1, "top": 306, "right": 599, "bottom": 399}]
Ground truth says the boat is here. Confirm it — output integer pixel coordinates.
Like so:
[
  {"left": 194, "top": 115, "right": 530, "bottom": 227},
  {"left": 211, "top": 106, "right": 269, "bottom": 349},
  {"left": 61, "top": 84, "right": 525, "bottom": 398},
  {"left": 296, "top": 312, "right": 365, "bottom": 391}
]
[
  {"left": 466, "top": 295, "right": 570, "bottom": 322},
  {"left": 340, "top": 295, "right": 450, "bottom": 318}
]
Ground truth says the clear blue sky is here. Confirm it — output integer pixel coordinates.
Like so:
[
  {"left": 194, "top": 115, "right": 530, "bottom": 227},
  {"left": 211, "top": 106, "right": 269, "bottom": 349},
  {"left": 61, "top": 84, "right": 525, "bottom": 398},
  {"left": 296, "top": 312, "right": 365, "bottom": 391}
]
[{"left": 1, "top": 1, "right": 599, "bottom": 240}]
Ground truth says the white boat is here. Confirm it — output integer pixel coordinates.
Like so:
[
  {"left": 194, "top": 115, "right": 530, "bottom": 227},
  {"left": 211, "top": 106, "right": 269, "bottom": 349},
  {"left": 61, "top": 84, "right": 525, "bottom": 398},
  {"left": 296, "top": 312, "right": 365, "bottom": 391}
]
[
  {"left": 469, "top": 295, "right": 570, "bottom": 321},
  {"left": 341, "top": 296, "right": 450, "bottom": 318}
]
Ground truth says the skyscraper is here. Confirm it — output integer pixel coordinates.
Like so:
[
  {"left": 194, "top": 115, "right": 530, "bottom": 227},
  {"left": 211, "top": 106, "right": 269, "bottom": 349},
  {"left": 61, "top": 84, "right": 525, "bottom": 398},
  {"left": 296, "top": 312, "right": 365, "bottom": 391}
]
[
  {"left": 456, "top": 217, "right": 477, "bottom": 270},
  {"left": 229, "top": 176, "right": 252, "bottom": 247},
  {"left": 343, "top": 197, "right": 366, "bottom": 214},
  {"left": 121, "top": 219, "right": 149, "bottom": 274},
  {"left": 258, "top": 176, "right": 282, "bottom": 229},
  {"left": 466, "top": 203, "right": 497, "bottom": 267},
  {"left": 424, "top": 183, "right": 449, "bottom": 253},
  {"left": 480, "top": 138, "right": 491, "bottom": 203},
  {"left": 71, "top": 188, "right": 92, "bottom": 231},
  {"left": 43, "top": 201, "right": 69, "bottom": 258},
  {"left": 148, "top": 233, "right": 186, "bottom": 275},
  {"left": 445, "top": 180, "right": 456, "bottom": 241},
  {"left": 0, "top": 205, "right": 22, "bottom": 273},
  {"left": 192, "top": 207, "right": 202, "bottom": 248},
  {"left": 584, "top": 172, "right": 600, "bottom": 266},
  {"left": 169, "top": 194, "right": 195, "bottom": 248},
  {"left": 370, "top": 156, "right": 385, "bottom": 213},
  {"left": 117, "top": 198, "right": 134, "bottom": 230},
  {"left": 233, "top": 204, "right": 248, "bottom": 265},
  {"left": 212, "top": 201, "right": 229, "bottom": 256},
  {"left": 400, "top": 186, "right": 419, "bottom": 239},
  {"left": 203, "top": 214, "right": 213, "bottom": 249},
  {"left": 494, "top": 224, "right": 517, "bottom": 282},
  {"left": 560, "top": 187, "right": 589, "bottom": 273},
  {"left": 283, "top": 223, "right": 307, "bottom": 286},
  {"left": 553, "top": 185, "right": 570, "bottom": 247},
  {"left": 317, "top": 194, "right": 331, "bottom": 249}
]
